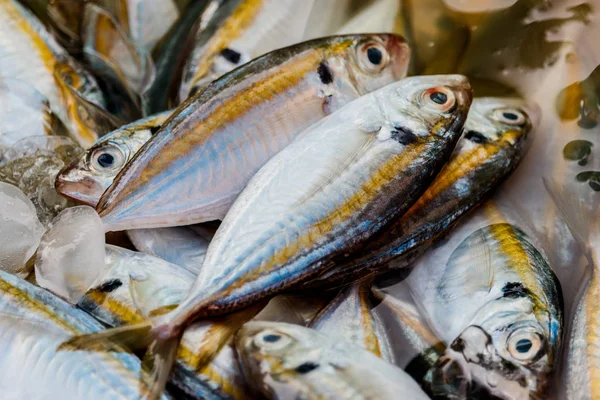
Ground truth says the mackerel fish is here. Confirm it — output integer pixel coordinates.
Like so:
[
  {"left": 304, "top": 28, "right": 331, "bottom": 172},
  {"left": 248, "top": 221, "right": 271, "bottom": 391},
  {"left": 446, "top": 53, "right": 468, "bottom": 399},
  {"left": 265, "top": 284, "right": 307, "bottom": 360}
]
[
  {"left": 407, "top": 204, "right": 563, "bottom": 399},
  {"left": 97, "top": 34, "right": 410, "bottom": 231},
  {"left": 235, "top": 321, "right": 430, "bottom": 399},
  {"left": 309, "top": 97, "right": 537, "bottom": 287}
]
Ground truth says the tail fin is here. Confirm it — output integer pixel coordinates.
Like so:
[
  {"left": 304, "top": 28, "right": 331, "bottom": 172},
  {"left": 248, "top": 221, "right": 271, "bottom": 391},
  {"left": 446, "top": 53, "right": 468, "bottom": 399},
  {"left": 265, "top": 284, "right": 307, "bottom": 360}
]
[
  {"left": 543, "top": 178, "right": 598, "bottom": 263},
  {"left": 59, "top": 321, "right": 182, "bottom": 400}
]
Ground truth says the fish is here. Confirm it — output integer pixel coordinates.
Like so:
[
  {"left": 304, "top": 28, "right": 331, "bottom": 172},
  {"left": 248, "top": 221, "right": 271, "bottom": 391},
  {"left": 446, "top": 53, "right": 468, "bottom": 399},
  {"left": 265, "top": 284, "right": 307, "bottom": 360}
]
[
  {"left": 310, "top": 97, "right": 536, "bottom": 286},
  {"left": 63, "top": 74, "right": 471, "bottom": 399},
  {"left": 0, "top": 0, "right": 111, "bottom": 147},
  {"left": 543, "top": 179, "right": 600, "bottom": 400},
  {"left": 55, "top": 110, "right": 171, "bottom": 206},
  {"left": 177, "top": 0, "right": 316, "bottom": 101},
  {"left": 78, "top": 244, "right": 256, "bottom": 400},
  {"left": 97, "top": 34, "right": 411, "bottom": 231},
  {"left": 0, "top": 268, "right": 171, "bottom": 399},
  {"left": 234, "top": 321, "right": 430, "bottom": 399},
  {"left": 255, "top": 293, "right": 334, "bottom": 326},
  {"left": 309, "top": 281, "right": 395, "bottom": 363},
  {"left": 407, "top": 209, "right": 563, "bottom": 399}
]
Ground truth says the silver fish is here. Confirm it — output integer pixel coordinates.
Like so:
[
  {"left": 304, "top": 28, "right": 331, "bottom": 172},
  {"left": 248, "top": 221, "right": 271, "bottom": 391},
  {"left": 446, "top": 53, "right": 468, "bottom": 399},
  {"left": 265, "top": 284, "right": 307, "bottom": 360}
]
[
  {"left": 235, "top": 321, "right": 430, "bottom": 399},
  {"left": 407, "top": 204, "right": 563, "bottom": 399},
  {"left": 0, "top": 268, "right": 170, "bottom": 399},
  {"left": 64, "top": 74, "right": 471, "bottom": 400},
  {"left": 96, "top": 34, "right": 410, "bottom": 231}
]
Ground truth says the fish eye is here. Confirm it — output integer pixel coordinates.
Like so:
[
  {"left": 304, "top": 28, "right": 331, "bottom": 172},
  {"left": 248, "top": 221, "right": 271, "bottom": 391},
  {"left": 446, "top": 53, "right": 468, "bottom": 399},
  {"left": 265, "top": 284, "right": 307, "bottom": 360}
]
[
  {"left": 357, "top": 42, "right": 389, "bottom": 73},
  {"left": 89, "top": 145, "right": 126, "bottom": 172},
  {"left": 492, "top": 108, "right": 527, "bottom": 126},
  {"left": 422, "top": 87, "right": 456, "bottom": 113},
  {"left": 253, "top": 329, "right": 292, "bottom": 351},
  {"left": 507, "top": 329, "right": 544, "bottom": 363}
]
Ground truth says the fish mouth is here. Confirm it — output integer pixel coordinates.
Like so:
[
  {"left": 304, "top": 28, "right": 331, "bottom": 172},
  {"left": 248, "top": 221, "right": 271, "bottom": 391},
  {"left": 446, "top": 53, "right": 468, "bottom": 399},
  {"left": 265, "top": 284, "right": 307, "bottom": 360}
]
[
  {"left": 54, "top": 173, "right": 103, "bottom": 207},
  {"left": 430, "top": 326, "right": 536, "bottom": 400}
]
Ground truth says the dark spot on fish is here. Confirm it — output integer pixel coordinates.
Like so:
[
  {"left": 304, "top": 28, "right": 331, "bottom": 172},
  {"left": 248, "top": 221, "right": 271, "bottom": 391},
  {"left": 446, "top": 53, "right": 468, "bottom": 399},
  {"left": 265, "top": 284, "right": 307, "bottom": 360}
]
[
  {"left": 295, "top": 362, "right": 319, "bottom": 374},
  {"left": 464, "top": 130, "right": 489, "bottom": 144},
  {"left": 149, "top": 126, "right": 161, "bottom": 135},
  {"left": 263, "top": 334, "right": 281, "bottom": 343},
  {"left": 502, "top": 282, "right": 531, "bottom": 298},
  {"left": 95, "top": 279, "right": 123, "bottom": 293},
  {"left": 318, "top": 62, "right": 333, "bottom": 85},
  {"left": 220, "top": 48, "right": 241, "bottom": 64},
  {"left": 391, "top": 126, "right": 418, "bottom": 145}
]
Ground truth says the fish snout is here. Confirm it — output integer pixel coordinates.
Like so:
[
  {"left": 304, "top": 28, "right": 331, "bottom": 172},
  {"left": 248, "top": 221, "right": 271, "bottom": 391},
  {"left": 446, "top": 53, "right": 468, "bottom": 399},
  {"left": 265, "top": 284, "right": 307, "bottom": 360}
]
[{"left": 55, "top": 169, "right": 104, "bottom": 207}]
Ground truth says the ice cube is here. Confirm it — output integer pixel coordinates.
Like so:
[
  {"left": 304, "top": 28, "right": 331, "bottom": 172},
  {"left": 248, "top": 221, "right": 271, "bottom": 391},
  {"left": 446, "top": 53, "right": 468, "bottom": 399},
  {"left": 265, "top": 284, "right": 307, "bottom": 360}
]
[
  {"left": 0, "top": 182, "right": 45, "bottom": 277},
  {"left": 35, "top": 206, "right": 105, "bottom": 303},
  {"left": 0, "top": 136, "right": 82, "bottom": 226}
]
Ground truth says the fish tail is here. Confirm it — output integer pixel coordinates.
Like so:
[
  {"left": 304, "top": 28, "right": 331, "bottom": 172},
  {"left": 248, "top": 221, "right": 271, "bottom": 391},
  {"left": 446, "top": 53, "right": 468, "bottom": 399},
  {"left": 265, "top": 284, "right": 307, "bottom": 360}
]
[
  {"left": 543, "top": 178, "right": 599, "bottom": 265},
  {"left": 59, "top": 320, "right": 182, "bottom": 400}
]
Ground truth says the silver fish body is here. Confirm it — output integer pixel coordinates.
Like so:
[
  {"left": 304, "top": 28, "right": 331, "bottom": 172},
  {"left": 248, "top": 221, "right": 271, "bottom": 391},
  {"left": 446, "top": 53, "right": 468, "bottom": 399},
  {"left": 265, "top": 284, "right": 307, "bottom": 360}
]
[
  {"left": 408, "top": 213, "right": 563, "bottom": 399},
  {"left": 307, "top": 97, "right": 537, "bottom": 287},
  {"left": 235, "top": 321, "right": 430, "bottom": 399},
  {"left": 0, "top": 268, "right": 170, "bottom": 399},
  {"left": 96, "top": 34, "right": 410, "bottom": 231}
]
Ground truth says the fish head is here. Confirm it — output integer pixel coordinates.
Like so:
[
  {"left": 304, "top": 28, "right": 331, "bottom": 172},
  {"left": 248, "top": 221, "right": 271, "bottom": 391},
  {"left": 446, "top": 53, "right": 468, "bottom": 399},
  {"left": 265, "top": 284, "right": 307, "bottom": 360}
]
[
  {"left": 457, "top": 97, "right": 540, "bottom": 155},
  {"left": 343, "top": 33, "right": 411, "bottom": 94},
  {"left": 55, "top": 138, "right": 134, "bottom": 206},
  {"left": 380, "top": 74, "right": 472, "bottom": 142},
  {"left": 235, "top": 321, "right": 327, "bottom": 398},
  {"left": 431, "top": 295, "right": 555, "bottom": 399}
]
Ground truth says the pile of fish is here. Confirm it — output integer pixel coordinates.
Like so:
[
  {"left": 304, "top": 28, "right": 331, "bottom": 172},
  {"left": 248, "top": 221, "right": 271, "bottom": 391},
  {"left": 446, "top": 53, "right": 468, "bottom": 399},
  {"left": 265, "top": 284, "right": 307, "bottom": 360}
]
[{"left": 0, "top": 0, "right": 598, "bottom": 399}]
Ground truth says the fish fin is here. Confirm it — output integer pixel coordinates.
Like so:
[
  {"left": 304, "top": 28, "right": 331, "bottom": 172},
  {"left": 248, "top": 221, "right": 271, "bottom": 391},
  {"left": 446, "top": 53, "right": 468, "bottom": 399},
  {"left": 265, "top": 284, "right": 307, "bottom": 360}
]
[
  {"left": 141, "top": 335, "right": 180, "bottom": 400},
  {"left": 60, "top": 319, "right": 182, "bottom": 399},
  {"left": 543, "top": 178, "right": 598, "bottom": 260},
  {"left": 129, "top": 272, "right": 190, "bottom": 319},
  {"left": 437, "top": 228, "right": 494, "bottom": 301},
  {"left": 58, "top": 322, "right": 153, "bottom": 352}
]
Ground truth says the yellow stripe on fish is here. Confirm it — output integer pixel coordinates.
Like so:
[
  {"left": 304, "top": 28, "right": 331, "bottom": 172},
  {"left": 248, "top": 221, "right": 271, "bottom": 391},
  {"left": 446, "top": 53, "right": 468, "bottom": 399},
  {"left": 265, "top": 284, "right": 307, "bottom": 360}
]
[
  {"left": 358, "top": 284, "right": 382, "bottom": 358},
  {"left": 188, "top": 0, "right": 265, "bottom": 90},
  {"left": 128, "top": 41, "right": 353, "bottom": 194},
  {"left": 224, "top": 141, "right": 430, "bottom": 293}
]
